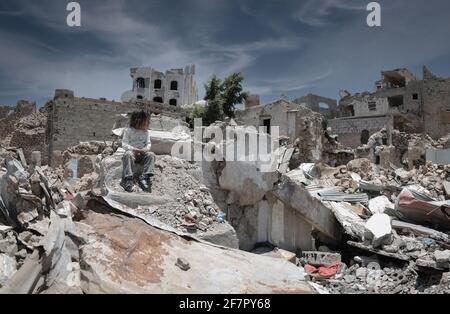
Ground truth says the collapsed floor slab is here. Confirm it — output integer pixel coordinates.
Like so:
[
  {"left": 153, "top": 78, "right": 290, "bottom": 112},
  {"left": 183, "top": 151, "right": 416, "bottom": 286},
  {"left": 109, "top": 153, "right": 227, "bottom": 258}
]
[
  {"left": 270, "top": 171, "right": 342, "bottom": 241},
  {"left": 76, "top": 209, "right": 314, "bottom": 294}
]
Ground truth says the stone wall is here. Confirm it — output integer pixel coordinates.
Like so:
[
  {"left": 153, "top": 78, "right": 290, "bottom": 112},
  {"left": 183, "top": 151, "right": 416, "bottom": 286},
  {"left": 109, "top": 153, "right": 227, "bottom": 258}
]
[
  {"left": 328, "top": 115, "right": 393, "bottom": 148},
  {"left": 47, "top": 90, "right": 187, "bottom": 164},
  {"left": 422, "top": 76, "right": 450, "bottom": 139},
  {"left": 293, "top": 93, "right": 338, "bottom": 119}
]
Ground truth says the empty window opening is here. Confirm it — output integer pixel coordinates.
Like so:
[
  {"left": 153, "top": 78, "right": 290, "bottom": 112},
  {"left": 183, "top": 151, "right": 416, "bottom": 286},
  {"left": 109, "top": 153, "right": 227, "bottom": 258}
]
[
  {"left": 319, "top": 103, "right": 330, "bottom": 109},
  {"left": 412, "top": 93, "right": 418, "bottom": 100},
  {"left": 169, "top": 99, "right": 177, "bottom": 106},
  {"left": 388, "top": 95, "right": 404, "bottom": 107},
  {"left": 170, "top": 81, "right": 178, "bottom": 91},
  {"left": 360, "top": 130, "right": 370, "bottom": 144},
  {"left": 137, "top": 95, "right": 143, "bottom": 100},
  {"left": 348, "top": 105, "right": 355, "bottom": 117},
  {"left": 383, "top": 72, "right": 407, "bottom": 88},
  {"left": 136, "top": 77, "right": 146, "bottom": 89},
  {"left": 263, "top": 118, "right": 271, "bottom": 134},
  {"left": 154, "top": 79, "right": 162, "bottom": 89},
  {"left": 153, "top": 97, "right": 163, "bottom": 103},
  {"left": 368, "top": 101, "right": 377, "bottom": 111}
]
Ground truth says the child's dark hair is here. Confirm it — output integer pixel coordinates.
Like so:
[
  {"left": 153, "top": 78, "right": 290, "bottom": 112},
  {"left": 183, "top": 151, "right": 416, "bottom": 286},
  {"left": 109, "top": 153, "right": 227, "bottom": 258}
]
[{"left": 129, "top": 110, "right": 151, "bottom": 129}]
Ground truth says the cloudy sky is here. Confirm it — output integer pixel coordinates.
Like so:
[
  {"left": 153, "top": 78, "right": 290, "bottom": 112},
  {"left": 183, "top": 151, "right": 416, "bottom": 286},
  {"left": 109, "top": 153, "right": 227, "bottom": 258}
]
[{"left": 1, "top": 0, "right": 450, "bottom": 106}]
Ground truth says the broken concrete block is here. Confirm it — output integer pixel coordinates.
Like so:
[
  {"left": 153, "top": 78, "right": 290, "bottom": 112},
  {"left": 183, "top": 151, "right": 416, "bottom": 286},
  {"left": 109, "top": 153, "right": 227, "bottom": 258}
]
[
  {"left": 271, "top": 171, "right": 342, "bottom": 241},
  {"left": 324, "top": 201, "right": 365, "bottom": 240},
  {"left": 364, "top": 213, "right": 392, "bottom": 248},
  {"left": 347, "top": 158, "right": 372, "bottom": 176},
  {"left": 77, "top": 210, "right": 313, "bottom": 294},
  {"left": 355, "top": 267, "right": 367, "bottom": 281},
  {"left": 301, "top": 251, "right": 341, "bottom": 267},
  {"left": 395, "top": 168, "right": 414, "bottom": 183},
  {"left": 219, "top": 160, "right": 279, "bottom": 206},
  {"left": 368, "top": 196, "right": 394, "bottom": 215},
  {"left": 0, "top": 253, "right": 17, "bottom": 285},
  {"left": 252, "top": 247, "right": 297, "bottom": 264},
  {"left": 0, "top": 232, "right": 18, "bottom": 256},
  {"left": 434, "top": 250, "right": 450, "bottom": 264},
  {"left": 443, "top": 181, "right": 450, "bottom": 197}
]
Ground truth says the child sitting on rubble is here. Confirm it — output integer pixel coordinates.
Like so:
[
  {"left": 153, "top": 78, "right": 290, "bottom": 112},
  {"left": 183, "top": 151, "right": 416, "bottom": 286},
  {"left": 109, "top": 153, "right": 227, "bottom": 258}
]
[{"left": 121, "top": 110, "right": 155, "bottom": 193}]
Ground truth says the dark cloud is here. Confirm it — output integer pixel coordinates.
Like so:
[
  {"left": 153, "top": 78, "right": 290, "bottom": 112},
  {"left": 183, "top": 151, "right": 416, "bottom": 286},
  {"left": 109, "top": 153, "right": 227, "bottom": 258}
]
[{"left": 0, "top": 0, "right": 450, "bottom": 106}]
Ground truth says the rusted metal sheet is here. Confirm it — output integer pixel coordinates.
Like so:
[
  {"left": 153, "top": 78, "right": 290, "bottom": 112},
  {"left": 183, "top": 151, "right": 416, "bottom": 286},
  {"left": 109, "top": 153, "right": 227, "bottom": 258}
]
[{"left": 397, "top": 188, "right": 450, "bottom": 230}]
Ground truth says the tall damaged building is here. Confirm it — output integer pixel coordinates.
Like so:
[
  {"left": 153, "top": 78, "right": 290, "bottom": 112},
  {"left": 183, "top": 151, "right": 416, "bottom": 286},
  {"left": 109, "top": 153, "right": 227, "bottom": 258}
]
[
  {"left": 121, "top": 65, "right": 198, "bottom": 107},
  {"left": 329, "top": 66, "right": 450, "bottom": 147}
]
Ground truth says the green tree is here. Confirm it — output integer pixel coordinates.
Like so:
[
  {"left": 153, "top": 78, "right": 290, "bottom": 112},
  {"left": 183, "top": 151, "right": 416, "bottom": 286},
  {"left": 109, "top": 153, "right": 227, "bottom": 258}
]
[
  {"left": 203, "top": 75, "right": 224, "bottom": 124},
  {"left": 221, "top": 72, "right": 247, "bottom": 118},
  {"left": 201, "top": 73, "right": 247, "bottom": 125},
  {"left": 204, "top": 98, "right": 224, "bottom": 125},
  {"left": 204, "top": 75, "right": 223, "bottom": 102}
]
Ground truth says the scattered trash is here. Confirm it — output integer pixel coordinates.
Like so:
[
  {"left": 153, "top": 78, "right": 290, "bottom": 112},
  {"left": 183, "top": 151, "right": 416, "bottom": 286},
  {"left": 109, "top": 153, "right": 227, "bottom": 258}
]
[{"left": 216, "top": 212, "right": 226, "bottom": 223}]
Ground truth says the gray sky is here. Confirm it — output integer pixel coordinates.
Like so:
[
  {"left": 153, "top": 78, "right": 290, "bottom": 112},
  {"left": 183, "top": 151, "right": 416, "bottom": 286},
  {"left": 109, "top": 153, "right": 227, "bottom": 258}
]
[{"left": 1, "top": 0, "right": 450, "bottom": 106}]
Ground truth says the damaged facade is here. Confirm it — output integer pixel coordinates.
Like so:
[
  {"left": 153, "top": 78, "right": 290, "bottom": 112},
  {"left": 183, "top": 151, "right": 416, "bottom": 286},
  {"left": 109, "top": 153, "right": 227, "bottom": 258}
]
[
  {"left": 121, "top": 65, "right": 198, "bottom": 107},
  {"left": 293, "top": 93, "right": 338, "bottom": 120},
  {"left": 329, "top": 66, "right": 450, "bottom": 148}
]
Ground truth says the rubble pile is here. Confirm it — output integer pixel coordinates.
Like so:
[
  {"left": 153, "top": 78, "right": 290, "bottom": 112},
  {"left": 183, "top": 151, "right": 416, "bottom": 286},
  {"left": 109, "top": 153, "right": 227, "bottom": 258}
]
[
  {"left": 99, "top": 153, "right": 238, "bottom": 247},
  {"left": 320, "top": 261, "right": 420, "bottom": 294},
  {"left": 292, "top": 154, "right": 450, "bottom": 294},
  {"left": 316, "top": 261, "right": 450, "bottom": 294},
  {"left": 392, "top": 131, "right": 439, "bottom": 149},
  {"left": 64, "top": 141, "right": 115, "bottom": 157},
  {"left": 0, "top": 102, "right": 48, "bottom": 164},
  {"left": 315, "top": 158, "right": 450, "bottom": 200}
]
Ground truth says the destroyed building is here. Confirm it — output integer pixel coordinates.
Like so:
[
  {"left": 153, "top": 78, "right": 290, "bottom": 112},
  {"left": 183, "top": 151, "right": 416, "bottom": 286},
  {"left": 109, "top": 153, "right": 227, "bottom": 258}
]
[
  {"left": 121, "top": 65, "right": 198, "bottom": 107},
  {"left": 235, "top": 98, "right": 324, "bottom": 161},
  {"left": 293, "top": 93, "right": 338, "bottom": 120},
  {"left": 329, "top": 66, "right": 450, "bottom": 148}
]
